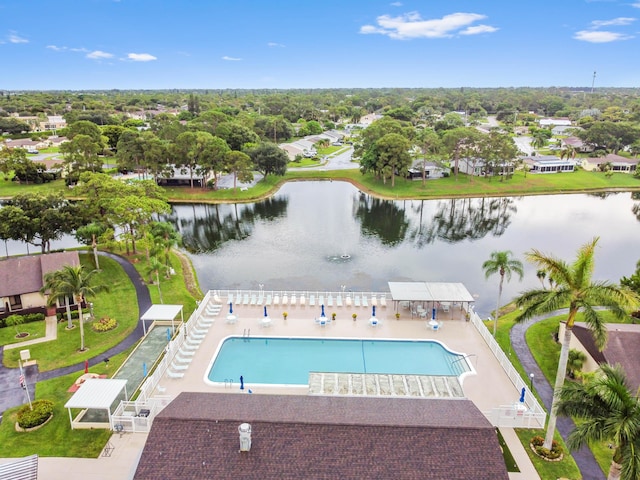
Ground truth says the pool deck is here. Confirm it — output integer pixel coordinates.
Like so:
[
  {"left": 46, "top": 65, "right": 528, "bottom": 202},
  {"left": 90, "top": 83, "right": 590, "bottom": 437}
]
[{"left": 37, "top": 297, "right": 540, "bottom": 480}]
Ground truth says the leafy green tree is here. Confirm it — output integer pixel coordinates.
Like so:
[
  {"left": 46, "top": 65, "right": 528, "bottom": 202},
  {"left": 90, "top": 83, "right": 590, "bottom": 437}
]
[
  {"left": 214, "top": 122, "right": 259, "bottom": 151},
  {"left": 75, "top": 222, "right": 107, "bottom": 269},
  {"left": 356, "top": 116, "right": 413, "bottom": 178},
  {"left": 298, "top": 120, "right": 323, "bottom": 136},
  {"left": 247, "top": 142, "right": 288, "bottom": 179},
  {"left": 60, "top": 134, "right": 102, "bottom": 173},
  {"left": 441, "top": 127, "right": 481, "bottom": 180},
  {"left": 173, "top": 131, "right": 217, "bottom": 188},
  {"left": 101, "top": 125, "right": 127, "bottom": 150},
  {"left": 414, "top": 127, "right": 441, "bottom": 185},
  {"left": 3, "top": 193, "right": 81, "bottom": 253},
  {"left": 116, "top": 130, "right": 145, "bottom": 174},
  {"left": 556, "top": 364, "right": 640, "bottom": 480},
  {"left": 147, "top": 256, "right": 168, "bottom": 303},
  {"left": 5, "top": 314, "right": 25, "bottom": 336},
  {"left": 41, "top": 265, "right": 108, "bottom": 350},
  {"left": 565, "top": 349, "right": 587, "bottom": 378},
  {"left": 199, "top": 136, "right": 230, "bottom": 189},
  {"left": 374, "top": 133, "right": 412, "bottom": 187},
  {"left": 110, "top": 195, "right": 171, "bottom": 255},
  {"left": 0, "top": 147, "right": 28, "bottom": 180},
  {"left": 482, "top": 250, "right": 524, "bottom": 336},
  {"left": 224, "top": 151, "right": 254, "bottom": 190},
  {"left": 62, "top": 120, "right": 104, "bottom": 145},
  {"left": 149, "top": 221, "right": 180, "bottom": 266},
  {"left": 514, "top": 238, "right": 640, "bottom": 450}
]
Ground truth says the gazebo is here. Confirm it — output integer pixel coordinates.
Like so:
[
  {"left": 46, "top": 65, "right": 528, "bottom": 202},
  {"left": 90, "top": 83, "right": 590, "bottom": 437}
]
[
  {"left": 140, "top": 304, "right": 184, "bottom": 336},
  {"left": 64, "top": 378, "right": 128, "bottom": 430}
]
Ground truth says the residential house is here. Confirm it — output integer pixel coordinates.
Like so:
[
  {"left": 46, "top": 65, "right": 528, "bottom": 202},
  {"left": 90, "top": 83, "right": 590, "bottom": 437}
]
[
  {"left": 551, "top": 125, "right": 579, "bottom": 136},
  {"left": 0, "top": 252, "right": 80, "bottom": 318},
  {"left": 458, "top": 158, "right": 515, "bottom": 176},
  {"left": 2, "top": 138, "right": 48, "bottom": 152},
  {"left": 580, "top": 153, "right": 638, "bottom": 173},
  {"left": 521, "top": 155, "right": 577, "bottom": 173},
  {"left": 39, "top": 115, "right": 66, "bottom": 132},
  {"left": 407, "top": 160, "right": 447, "bottom": 180},
  {"left": 156, "top": 165, "right": 214, "bottom": 188},
  {"left": 538, "top": 118, "right": 572, "bottom": 128},
  {"left": 559, "top": 322, "right": 640, "bottom": 392},
  {"left": 561, "top": 136, "right": 593, "bottom": 153},
  {"left": 134, "top": 392, "right": 509, "bottom": 480}
]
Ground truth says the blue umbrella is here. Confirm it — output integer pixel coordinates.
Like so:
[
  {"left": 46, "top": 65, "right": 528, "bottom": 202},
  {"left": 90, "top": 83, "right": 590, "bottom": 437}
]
[
  {"left": 321, "top": 304, "right": 325, "bottom": 317},
  {"left": 372, "top": 306, "right": 376, "bottom": 317},
  {"left": 240, "top": 375, "right": 244, "bottom": 390},
  {"left": 264, "top": 306, "right": 268, "bottom": 317},
  {"left": 143, "top": 362, "right": 148, "bottom": 377},
  {"left": 432, "top": 308, "right": 436, "bottom": 320},
  {"left": 229, "top": 302, "right": 233, "bottom": 314},
  {"left": 166, "top": 328, "right": 171, "bottom": 341},
  {"left": 519, "top": 387, "right": 526, "bottom": 403}
]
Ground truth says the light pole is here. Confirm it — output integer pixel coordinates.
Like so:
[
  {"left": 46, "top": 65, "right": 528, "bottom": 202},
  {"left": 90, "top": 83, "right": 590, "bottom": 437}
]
[{"left": 529, "top": 373, "right": 534, "bottom": 390}]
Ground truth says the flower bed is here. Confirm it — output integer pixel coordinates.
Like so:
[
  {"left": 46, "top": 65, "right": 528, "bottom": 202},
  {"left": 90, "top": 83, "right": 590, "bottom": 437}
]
[
  {"left": 16, "top": 400, "right": 54, "bottom": 431},
  {"left": 92, "top": 317, "right": 117, "bottom": 332},
  {"left": 530, "top": 435, "right": 564, "bottom": 461}
]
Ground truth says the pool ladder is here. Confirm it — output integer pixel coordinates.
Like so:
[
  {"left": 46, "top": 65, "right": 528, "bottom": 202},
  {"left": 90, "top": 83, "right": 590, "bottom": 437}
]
[
  {"left": 243, "top": 328, "right": 251, "bottom": 338},
  {"left": 223, "top": 379, "right": 233, "bottom": 389},
  {"left": 450, "top": 354, "right": 477, "bottom": 374}
]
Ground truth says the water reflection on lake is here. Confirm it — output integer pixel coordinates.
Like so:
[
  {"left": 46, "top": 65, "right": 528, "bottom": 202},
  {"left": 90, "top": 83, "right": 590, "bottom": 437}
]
[{"left": 167, "top": 182, "right": 640, "bottom": 316}]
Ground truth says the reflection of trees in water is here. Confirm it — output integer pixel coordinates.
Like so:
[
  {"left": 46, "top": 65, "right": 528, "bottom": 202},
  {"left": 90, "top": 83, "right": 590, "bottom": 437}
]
[
  {"left": 164, "top": 197, "right": 288, "bottom": 253},
  {"left": 407, "top": 197, "right": 518, "bottom": 246},
  {"left": 355, "top": 193, "right": 409, "bottom": 246},
  {"left": 632, "top": 192, "right": 640, "bottom": 221}
]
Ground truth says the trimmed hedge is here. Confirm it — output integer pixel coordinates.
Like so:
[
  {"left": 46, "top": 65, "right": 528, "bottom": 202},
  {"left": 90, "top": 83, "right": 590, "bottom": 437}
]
[
  {"left": 17, "top": 399, "right": 54, "bottom": 429},
  {"left": 56, "top": 308, "right": 89, "bottom": 321},
  {"left": 0, "top": 312, "right": 45, "bottom": 329}
]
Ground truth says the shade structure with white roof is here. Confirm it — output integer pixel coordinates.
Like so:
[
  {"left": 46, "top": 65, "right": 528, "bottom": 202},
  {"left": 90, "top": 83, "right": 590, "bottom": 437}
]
[
  {"left": 140, "top": 304, "right": 184, "bottom": 335},
  {"left": 64, "top": 378, "right": 128, "bottom": 429},
  {"left": 387, "top": 282, "right": 474, "bottom": 314}
]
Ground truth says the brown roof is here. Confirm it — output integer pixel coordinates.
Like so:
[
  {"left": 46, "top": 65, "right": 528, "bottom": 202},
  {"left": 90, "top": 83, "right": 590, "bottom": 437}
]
[
  {"left": 0, "top": 251, "right": 80, "bottom": 297},
  {"left": 134, "top": 392, "right": 508, "bottom": 480},
  {"left": 573, "top": 323, "right": 640, "bottom": 391}
]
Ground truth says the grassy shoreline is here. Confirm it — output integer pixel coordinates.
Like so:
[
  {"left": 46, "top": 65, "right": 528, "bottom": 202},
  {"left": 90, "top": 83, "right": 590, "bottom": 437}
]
[{"left": 1, "top": 169, "right": 639, "bottom": 204}]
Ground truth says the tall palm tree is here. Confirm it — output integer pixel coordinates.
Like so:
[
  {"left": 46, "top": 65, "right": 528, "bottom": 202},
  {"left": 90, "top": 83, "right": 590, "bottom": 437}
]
[
  {"left": 514, "top": 237, "right": 639, "bottom": 450},
  {"left": 536, "top": 269, "right": 547, "bottom": 288},
  {"left": 482, "top": 250, "right": 524, "bottom": 336},
  {"left": 42, "top": 264, "right": 107, "bottom": 351},
  {"left": 147, "top": 256, "right": 167, "bottom": 304},
  {"left": 556, "top": 364, "right": 640, "bottom": 480}
]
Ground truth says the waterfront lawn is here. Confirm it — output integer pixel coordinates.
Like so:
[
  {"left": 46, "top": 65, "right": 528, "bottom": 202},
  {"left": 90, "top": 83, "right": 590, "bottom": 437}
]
[
  {"left": 1, "top": 253, "right": 138, "bottom": 371},
  {"left": 0, "top": 176, "right": 67, "bottom": 197}
]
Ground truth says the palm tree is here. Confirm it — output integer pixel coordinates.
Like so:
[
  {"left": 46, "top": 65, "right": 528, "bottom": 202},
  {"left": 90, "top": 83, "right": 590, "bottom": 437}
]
[
  {"left": 482, "top": 250, "right": 524, "bottom": 336},
  {"left": 42, "top": 264, "right": 107, "bottom": 351},
  {"left": 147, "top": 256, "right": 167, "bottom": 304},
  {"left": 556, "top": 364, "right": 640, "bottom": 480},
  {"left": 41, "top": 270, "right": 74, "bottom": 329},
  {"left": 536, "top": 269, "right": 547, "bottom": 288},
  {"left": 566, "top": 349, "right": 587, "bottom": 378},
  {"left": 514, "top": 237, "right": 639, "bottom": 450}
]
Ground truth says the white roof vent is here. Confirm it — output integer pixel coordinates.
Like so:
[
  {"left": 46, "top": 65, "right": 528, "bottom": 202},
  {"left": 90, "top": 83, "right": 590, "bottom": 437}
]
[{"left": 238, "top": 423, "right": 252, "bottom": 452}]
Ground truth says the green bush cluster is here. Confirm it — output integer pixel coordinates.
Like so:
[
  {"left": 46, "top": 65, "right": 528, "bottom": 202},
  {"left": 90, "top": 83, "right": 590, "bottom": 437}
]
[
  {"left": 531, "top": 435, "right": 563, "bottom": 460},
  {"left": 56, "top": 308, "right": 89, "bottom": 321},
  {"left": 0, "top": 312, "right": 45, "bottom": 329},
  {"left": 17, "top": 399, "right": 54, "bottom": 429},
  {"left": 92, "top": 317, "right": 117, "bottom": 332}
]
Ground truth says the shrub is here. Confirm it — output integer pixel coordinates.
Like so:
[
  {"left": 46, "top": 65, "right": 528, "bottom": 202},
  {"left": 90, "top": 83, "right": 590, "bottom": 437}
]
[
  {"left": 57, "top": 308, "right": 89, "bottom": 321},
  {"left": 0, "top": 312, "right": 45, "bottom": 329},
  {"left": 17, "top": 399, "right": 54, "bottom": 429},
  {"left": 531, "top": 436, "right": 563, "bottom": 460},
  {"left": 92, "top": 317, "right": 117, "bottom": 332}
]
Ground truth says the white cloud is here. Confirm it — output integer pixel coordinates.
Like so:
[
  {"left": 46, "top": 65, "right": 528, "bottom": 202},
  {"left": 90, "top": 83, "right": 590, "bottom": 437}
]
[
  {"left": 46, "top": 45, "right": 65, "bottom": 51},
  {"left": 86, "top": 50, "right": 113, "bottom": 59},
  {"left": 359, "top": 11, "right": 496, "bottom": 40},
  {"left": 574, "top": 30, "right": 633, "bottom": 42},
  {"left": 9, "top": 33, "right": 28, "bottom": 44},
  {"left": 460, "top": 24, "right": 498, "bottom": 35},
  {"left": 222, "top": 55, "right": 242, "bottom": 61},
  {"left": 390, "top": 2, "right": 402, "bottom": 6},
  {"left": 630, "top": 1, "right": 640, "bottom": 6},
  {"left": 267, "top": 42, "right": 285, "bottom": 48},
  {"left": 591, "top": 17, "right": 636, "bottom": 27},
  {"left": 127, "top": 53, "right": 157, "bottom": 62}
]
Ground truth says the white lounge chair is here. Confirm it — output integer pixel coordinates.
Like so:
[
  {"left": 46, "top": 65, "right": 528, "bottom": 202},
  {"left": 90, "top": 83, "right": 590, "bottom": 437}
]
[
  {"left": 290, "top": 294, "right": 296, "bottom": 305},
  {"left": 309, "top": 294, "right": 316, "bottom": 306},
  {"left": 170, "top": 362, "right": 189, "bottom": 371},
  {"left": 227, "top": 294, "right": 234, "bottom": 305},
  {"left": 336, "top": 295, "right": 343, "bottom": 307},
  {"left": 354, "top": 295, "right": 361, "bottom": 307},
  {"left": 299, "top": 294, "right": 306, "bottom": 306},
  {"left": 371, "top": 295, "right": 377, "bottom": 306},
  {"left": 189, "top": 333, "right": 206, "bottom": 340},
  {"left": 178, "top": 348, "right": 196, "bottom": 357},
  {"left": 327, "top": 295, "right": 333, "bottom": 307},
  {"left": 318, "top": 294, "right": 325, "bottom": 306},
  {"left": 185, "top": 339, "right": 202, "bottom": 347},
  {"left": 362, "top": 296, "right": 368, "bottom": 307},
  {"left": 182, "top": 343, "right": 198, "bottom": 351},
  {"left": 273, "top": 294, "right": 280, "bottom": 305},
  {"left": 250, "top": 294, "right": 257, "bottom": 305},
  {"left": 265, "top": 294, "right": 272, "bottom": 306},
  {"left": 167, "top": 370, "right": 184, "bottom": 379},
  {"left": 175, "top": 354, "right": 192, "bottom": 364},
  {"left": 345, "top": 296, "right": 352, "bottom": 306},
  {"left": 243, "top": 294, "right": 250, "bottom": 305},
  {"left": 380, "top": 296, "right": 387, "bottom": 307},
  {"left": 198, "top": 317, "right": 215, "bottom": 326},
  {"left": 281, "top": 294, "right": 288, "bottom": 305},
  {"left": 257, "top": 294, "right": 264, "bottom": 305}
]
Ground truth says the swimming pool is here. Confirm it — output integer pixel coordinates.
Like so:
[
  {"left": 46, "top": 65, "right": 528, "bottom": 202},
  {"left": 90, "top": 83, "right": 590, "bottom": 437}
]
[{"left": 205, "top": 336, "right": 471, "bottom": 386}]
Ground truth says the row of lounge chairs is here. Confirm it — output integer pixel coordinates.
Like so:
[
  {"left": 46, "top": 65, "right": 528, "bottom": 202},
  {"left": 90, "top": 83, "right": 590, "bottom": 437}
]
[
  {"left": 213, "top": 293, "right": 388, "bottom": 308},
  {"left": 167, "top": 302, "right": 219, "bottom": 379}
]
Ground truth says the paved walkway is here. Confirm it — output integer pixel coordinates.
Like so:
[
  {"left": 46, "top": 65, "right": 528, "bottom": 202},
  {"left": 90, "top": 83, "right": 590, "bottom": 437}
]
[
  {"left": 510, "top": 311, "right": 605, "bottom": 480},
  {"left": 0, "top": 252, "right": 151, "bottom": 415}
]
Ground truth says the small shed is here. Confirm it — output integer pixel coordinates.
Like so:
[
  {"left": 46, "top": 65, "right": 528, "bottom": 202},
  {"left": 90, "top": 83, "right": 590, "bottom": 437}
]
[
  {"left": 64, "top": 378, "right": 128, "bottom": 430},
  {"left": 140, "top": 304, "right": 184, "bottom": 335}
]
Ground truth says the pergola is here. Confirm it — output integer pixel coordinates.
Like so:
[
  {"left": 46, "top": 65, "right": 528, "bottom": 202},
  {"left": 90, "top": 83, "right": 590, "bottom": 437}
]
[
  {"left": 64, "top": 378, "right": 128, "bottom": 430},
  {"left": 140, "top": 304, "right": 184, "bottom": 335},
  {"left": 387, "top": 282, "right": 475, "bottom": 314}
]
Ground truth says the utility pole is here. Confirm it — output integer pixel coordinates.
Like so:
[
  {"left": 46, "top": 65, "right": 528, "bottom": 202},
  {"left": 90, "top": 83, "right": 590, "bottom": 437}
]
[{"left": 591, "top": 71, "right": 597, "bottom": 94}]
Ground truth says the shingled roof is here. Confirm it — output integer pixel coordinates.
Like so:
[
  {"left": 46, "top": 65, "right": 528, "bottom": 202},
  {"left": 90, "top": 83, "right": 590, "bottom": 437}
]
[
  {"left": 573, "top": 322, "right": 640, "bottom": 391},
  {"left": 134, "top": 392, "right": 508, "bottom": 480},
  {"left": 0, "top": 252, "right": 80, "bottom": 297}
]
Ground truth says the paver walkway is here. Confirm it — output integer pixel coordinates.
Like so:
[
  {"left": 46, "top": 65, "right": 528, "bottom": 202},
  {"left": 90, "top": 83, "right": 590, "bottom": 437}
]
[
  {"left": 0, "top": 252, "right": 151, "bottom": 416},
  {"left": 510, "top": 311, "right": 605, "bottom": 480}
]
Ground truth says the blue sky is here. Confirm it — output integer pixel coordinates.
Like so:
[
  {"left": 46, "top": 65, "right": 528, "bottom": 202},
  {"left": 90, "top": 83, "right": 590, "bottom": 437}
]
[{"left": 1, "top": 0, "right": 639, "bottom": 90}]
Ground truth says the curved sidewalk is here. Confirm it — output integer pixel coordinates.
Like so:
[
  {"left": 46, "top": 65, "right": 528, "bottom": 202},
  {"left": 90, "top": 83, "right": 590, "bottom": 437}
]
[
  {"left": 0, "top": 252, "right": 151, "bottom": 415},
  {"left": 510, "top": 311, "right": 605, "bottom": 480}
]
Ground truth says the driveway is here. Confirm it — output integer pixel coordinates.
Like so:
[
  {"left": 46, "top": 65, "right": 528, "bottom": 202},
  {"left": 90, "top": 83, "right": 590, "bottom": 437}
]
[{"left": 513, "top": 136, "right": 534, "bottom": 156}]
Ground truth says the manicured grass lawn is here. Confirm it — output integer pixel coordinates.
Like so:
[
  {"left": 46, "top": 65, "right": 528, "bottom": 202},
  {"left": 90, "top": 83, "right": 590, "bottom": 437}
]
[
  {"left": 2, "top": 253, "right": 139, "bottom": 371},
  {"left": 0, "top": 347, "right": 133, "bottom": 458},
  {"left": 0, "top": 321, "right": 46, "bottom": 346},
  {"left": 0, "top": 176, "right": 67, "bottom": 197},
  {"left": 515, "top": 429, "right": 582, "bottom": 480}
]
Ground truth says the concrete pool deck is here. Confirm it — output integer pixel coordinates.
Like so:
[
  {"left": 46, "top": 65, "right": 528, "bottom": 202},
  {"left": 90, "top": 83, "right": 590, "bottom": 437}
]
[{"left": 35, "top": 296, "right": 541, "bottom": 479}]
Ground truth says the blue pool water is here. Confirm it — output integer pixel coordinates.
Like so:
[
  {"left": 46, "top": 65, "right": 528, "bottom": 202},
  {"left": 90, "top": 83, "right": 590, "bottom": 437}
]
[{"left": 206, "top": 336, "right": 469, "bottom": 385}]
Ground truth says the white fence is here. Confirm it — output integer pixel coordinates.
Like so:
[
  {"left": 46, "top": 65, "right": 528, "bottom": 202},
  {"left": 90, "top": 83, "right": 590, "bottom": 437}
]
[{"left": 468, "top": 308, "right": 546, "bottom": 429}]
